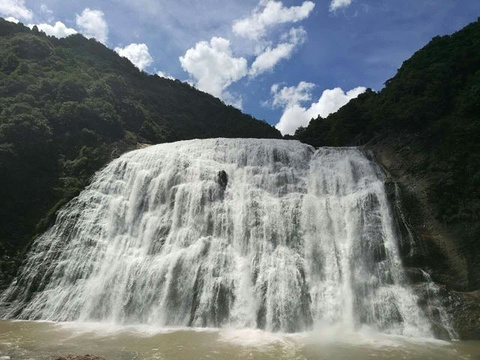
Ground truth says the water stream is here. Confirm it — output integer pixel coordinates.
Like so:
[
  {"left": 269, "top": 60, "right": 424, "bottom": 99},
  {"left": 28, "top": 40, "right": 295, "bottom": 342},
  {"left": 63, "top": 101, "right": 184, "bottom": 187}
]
[{"left": 0, "top": 138, "right": 463, "bottom": 358}]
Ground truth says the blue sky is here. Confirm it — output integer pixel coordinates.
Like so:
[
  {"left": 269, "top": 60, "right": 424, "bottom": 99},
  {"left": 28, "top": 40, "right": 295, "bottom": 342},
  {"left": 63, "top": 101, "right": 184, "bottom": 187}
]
[{"left": 2, "top": 0, "right": 480, "bottom": 134}]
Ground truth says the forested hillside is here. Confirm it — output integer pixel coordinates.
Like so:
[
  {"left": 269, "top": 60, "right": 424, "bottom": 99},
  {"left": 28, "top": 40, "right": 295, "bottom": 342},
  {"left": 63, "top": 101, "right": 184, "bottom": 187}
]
[
  {"left": 297, "top": 19, "right": 480, "bottom": 290},
  {"left": 0, "top": 18, "right": 280, "bottom": 279}
]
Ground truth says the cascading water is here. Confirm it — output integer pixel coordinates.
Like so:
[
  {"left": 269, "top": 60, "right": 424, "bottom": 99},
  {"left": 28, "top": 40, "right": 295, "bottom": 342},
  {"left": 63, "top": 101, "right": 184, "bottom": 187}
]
[{"left": 0, "top": 139, "right": 448, "bottom": 337}]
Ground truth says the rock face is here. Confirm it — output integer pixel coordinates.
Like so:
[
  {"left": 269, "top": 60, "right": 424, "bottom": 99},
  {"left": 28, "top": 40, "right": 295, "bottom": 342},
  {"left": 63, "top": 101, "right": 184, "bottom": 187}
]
[
  {"left": 444, "top": 290, "right": 480, "bottom": 340},
  {"left": 372, "top": 140, "right": 470, "bottom": 290},
  {"left": 370, "top": 138, "right": 479, "bottom": 339}
]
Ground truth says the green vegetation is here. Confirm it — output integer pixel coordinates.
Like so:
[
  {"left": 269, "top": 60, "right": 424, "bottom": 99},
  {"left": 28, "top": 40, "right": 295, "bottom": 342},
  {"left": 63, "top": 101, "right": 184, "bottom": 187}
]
[
  {"left": 0, "top": 18, "right": 280, "bottom": 276},
  {"left": 297, "top": 18, "right": 480, "bottom": 289}
]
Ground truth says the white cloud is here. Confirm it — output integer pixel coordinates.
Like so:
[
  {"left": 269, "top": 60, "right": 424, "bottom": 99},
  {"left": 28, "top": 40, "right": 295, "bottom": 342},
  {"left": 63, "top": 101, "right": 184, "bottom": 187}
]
[
  {"left": 222, "top": 91, "right": 244, "bottom": 109},
  {"left": 250, "top": 43, "right": 295, "bottom": 76},
  {"left": 28, "top": 21, "right": 77, "bottom": 38},
  {"left": 115, "top": 0, "right": 255, "bottom": 55},
  {"left": 76, "top": 8, "right": 108, "bottom": 44},
  {"left": 156, "top": 71, "right": 175, "bottom": 80},
  {"left": 330, "top": 0, "right": 353, "bottom": 12},
  {"left": 275, "top": 104, "right": 313, "bottom": 136},
  {"left": 307, "top": 87, "right": 366, "bottom": 117},
  {"left": 175, "top": 2, "right": 313, "bottom": 106},
  {"left": 115, "top": 43, "right": 153, "bottom": 71},
  {"left": 5, "top": 16, "right": 19, "bottom": 23},
  {"left": 272, "top": 82, "right": 366, "bottom": 135},
  {"left": 179, "top": 37, "right": 248, "bottom": 105},
  {"left": 233, "top": 0, "right": 315, "bottom": 40},
  {"left": 250, "top": 27, "right": 306, "bottom": 76},
  {"left": 0, "top": 0, "right": 32, "bottom": 21},
  {"left": 40, "top": 4, "right": 54, "bottom": 22},
  {"left": 271, "top": 81, "right": 315, "bottom": 107}
]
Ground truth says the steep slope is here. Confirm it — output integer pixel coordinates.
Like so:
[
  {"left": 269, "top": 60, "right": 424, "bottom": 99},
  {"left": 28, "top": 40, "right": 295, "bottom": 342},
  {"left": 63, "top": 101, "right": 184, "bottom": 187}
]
[
  {"left": 297, "top": 19, "right": 480, "bottom": 293},
  {"left": 0, "top": 18, "right": 280, "bottom": 279}
]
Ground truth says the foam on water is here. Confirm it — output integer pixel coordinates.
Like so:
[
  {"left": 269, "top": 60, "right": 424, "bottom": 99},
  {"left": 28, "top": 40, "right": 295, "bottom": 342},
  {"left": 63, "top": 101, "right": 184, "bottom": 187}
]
[{"left": 0, "top": 139, "right": 452, "bottom": 338}]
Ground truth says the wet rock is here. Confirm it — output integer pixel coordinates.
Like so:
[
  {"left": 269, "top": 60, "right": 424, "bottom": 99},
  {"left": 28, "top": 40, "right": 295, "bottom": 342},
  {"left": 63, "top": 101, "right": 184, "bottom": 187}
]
[
  {"left": 372, "top": 242, "right": 387, "bottom": 263},
  {"left": 384, "top": 177, "right": 396, "bottom": 201},
  {"left": 430, "top": 317, "right": 453, "bottom": 340},
  {"left": 414, "top": 283, "right": 480, "bottom": 340},
  {"left": 444, "top": 290, "right": 480, "bottom": 340},
  {"left": 404, "top": 267, "right": 428, "bottom": 284},
  {"left": 217, "top": 170, "right": 228, "bottom": 190},
  {"left": 371, "top": 139, "right": 472, "bottom": 291}
]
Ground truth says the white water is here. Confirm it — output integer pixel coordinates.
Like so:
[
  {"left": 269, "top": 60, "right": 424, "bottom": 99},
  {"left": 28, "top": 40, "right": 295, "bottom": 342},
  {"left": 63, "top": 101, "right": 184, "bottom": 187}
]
[
  {"left": 0, "top": 139, "right": 445, "bottom": 337},
  {"left": 2, "top": 320, "right": 477, "bottom": 360}
]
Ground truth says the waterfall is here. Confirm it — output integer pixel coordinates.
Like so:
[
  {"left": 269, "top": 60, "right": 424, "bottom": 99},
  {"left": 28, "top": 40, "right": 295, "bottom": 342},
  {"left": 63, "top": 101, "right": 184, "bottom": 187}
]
[{"left": 0, "top": 139, "right": 446, "bottom": 337}]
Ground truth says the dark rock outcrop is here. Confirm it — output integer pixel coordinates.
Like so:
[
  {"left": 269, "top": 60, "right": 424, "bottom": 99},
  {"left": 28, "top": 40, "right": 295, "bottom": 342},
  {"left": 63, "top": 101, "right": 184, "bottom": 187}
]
[
  {"left": 217, "top": 170, "right": 228, "bottom": 190},
  {"left": 372, "top": 138, "right": 471, "bottom": 290},
  {"left": 444, "top": 290, "right": 480, "bottom": 340},
  {"left": 371, "top": 138, "right": 478, "bottom": 339}
]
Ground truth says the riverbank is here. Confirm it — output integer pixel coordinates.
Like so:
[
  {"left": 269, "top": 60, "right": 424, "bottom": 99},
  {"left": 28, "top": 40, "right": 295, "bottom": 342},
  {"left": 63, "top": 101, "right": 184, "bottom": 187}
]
[{"left": 1, "top": 320, "right": 479, "bottom": 360}]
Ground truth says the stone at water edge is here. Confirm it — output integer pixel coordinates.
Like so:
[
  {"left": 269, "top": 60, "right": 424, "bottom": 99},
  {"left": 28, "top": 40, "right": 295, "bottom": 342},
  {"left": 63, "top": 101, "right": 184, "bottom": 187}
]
[{"left": 56, "top": 355, "right": 105, "bottom": 360}]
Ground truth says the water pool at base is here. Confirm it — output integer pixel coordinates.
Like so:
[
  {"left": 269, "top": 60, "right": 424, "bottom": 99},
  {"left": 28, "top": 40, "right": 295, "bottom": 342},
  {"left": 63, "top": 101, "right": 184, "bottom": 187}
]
[
  {"left": 1, "top": 140, "right": 473, "bottom": 359},
  {"left": 0, "top": 321, "right": 479, "bottom": 360}
]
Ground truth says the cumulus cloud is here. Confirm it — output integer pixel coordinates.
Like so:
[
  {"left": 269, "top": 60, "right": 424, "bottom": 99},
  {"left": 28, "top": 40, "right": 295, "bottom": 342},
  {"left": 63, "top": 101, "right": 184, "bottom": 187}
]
[
  {"left": 28, "top": 21, "right": 77, "bottom": 38},
  {"left": 330, "top": 0, "right": 353, "bottom": 12},
  {"left": 114, "top": 43, "right": 153, "bottom": 71},
  {"left": 76, "top": 8, "right": 108, "bottom": 44},
  {"left": 5, "top": 16, "right": 19, "bottom": 23},
  {"left": 250, "top": 43, "right": 295, "bottom": 76},
  {"left": 156, "top": 71, "right": 175, "bottom": 80},
  {"left": 180, "top": 37, "right": 248, "bottom": 105},
  {"left": 307, "top": 86, "right": 366, "bottom": 117},
  {"left": 25, "top": 6, "right": 76, "bottom": 39},
  {"left": 175, "top": 1, "right": 314, "bottom": 106},
  {"left": 233, "top": 0, "right": 315, "bottom": 40},
  {"left": 250, "top": 27, "right": 306, "bottom": 76},
  {"left": 222, "top": 91, "right": 244, "bottom": 110},
  {"left": 0, "top": 0, "right": 32, "bottom": 20},
  {"left": 272, "top": 82, "right": 367, "bottom": 135},
  {"left": 271, "top": 81, "right": 315, "bottom": 107}
]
